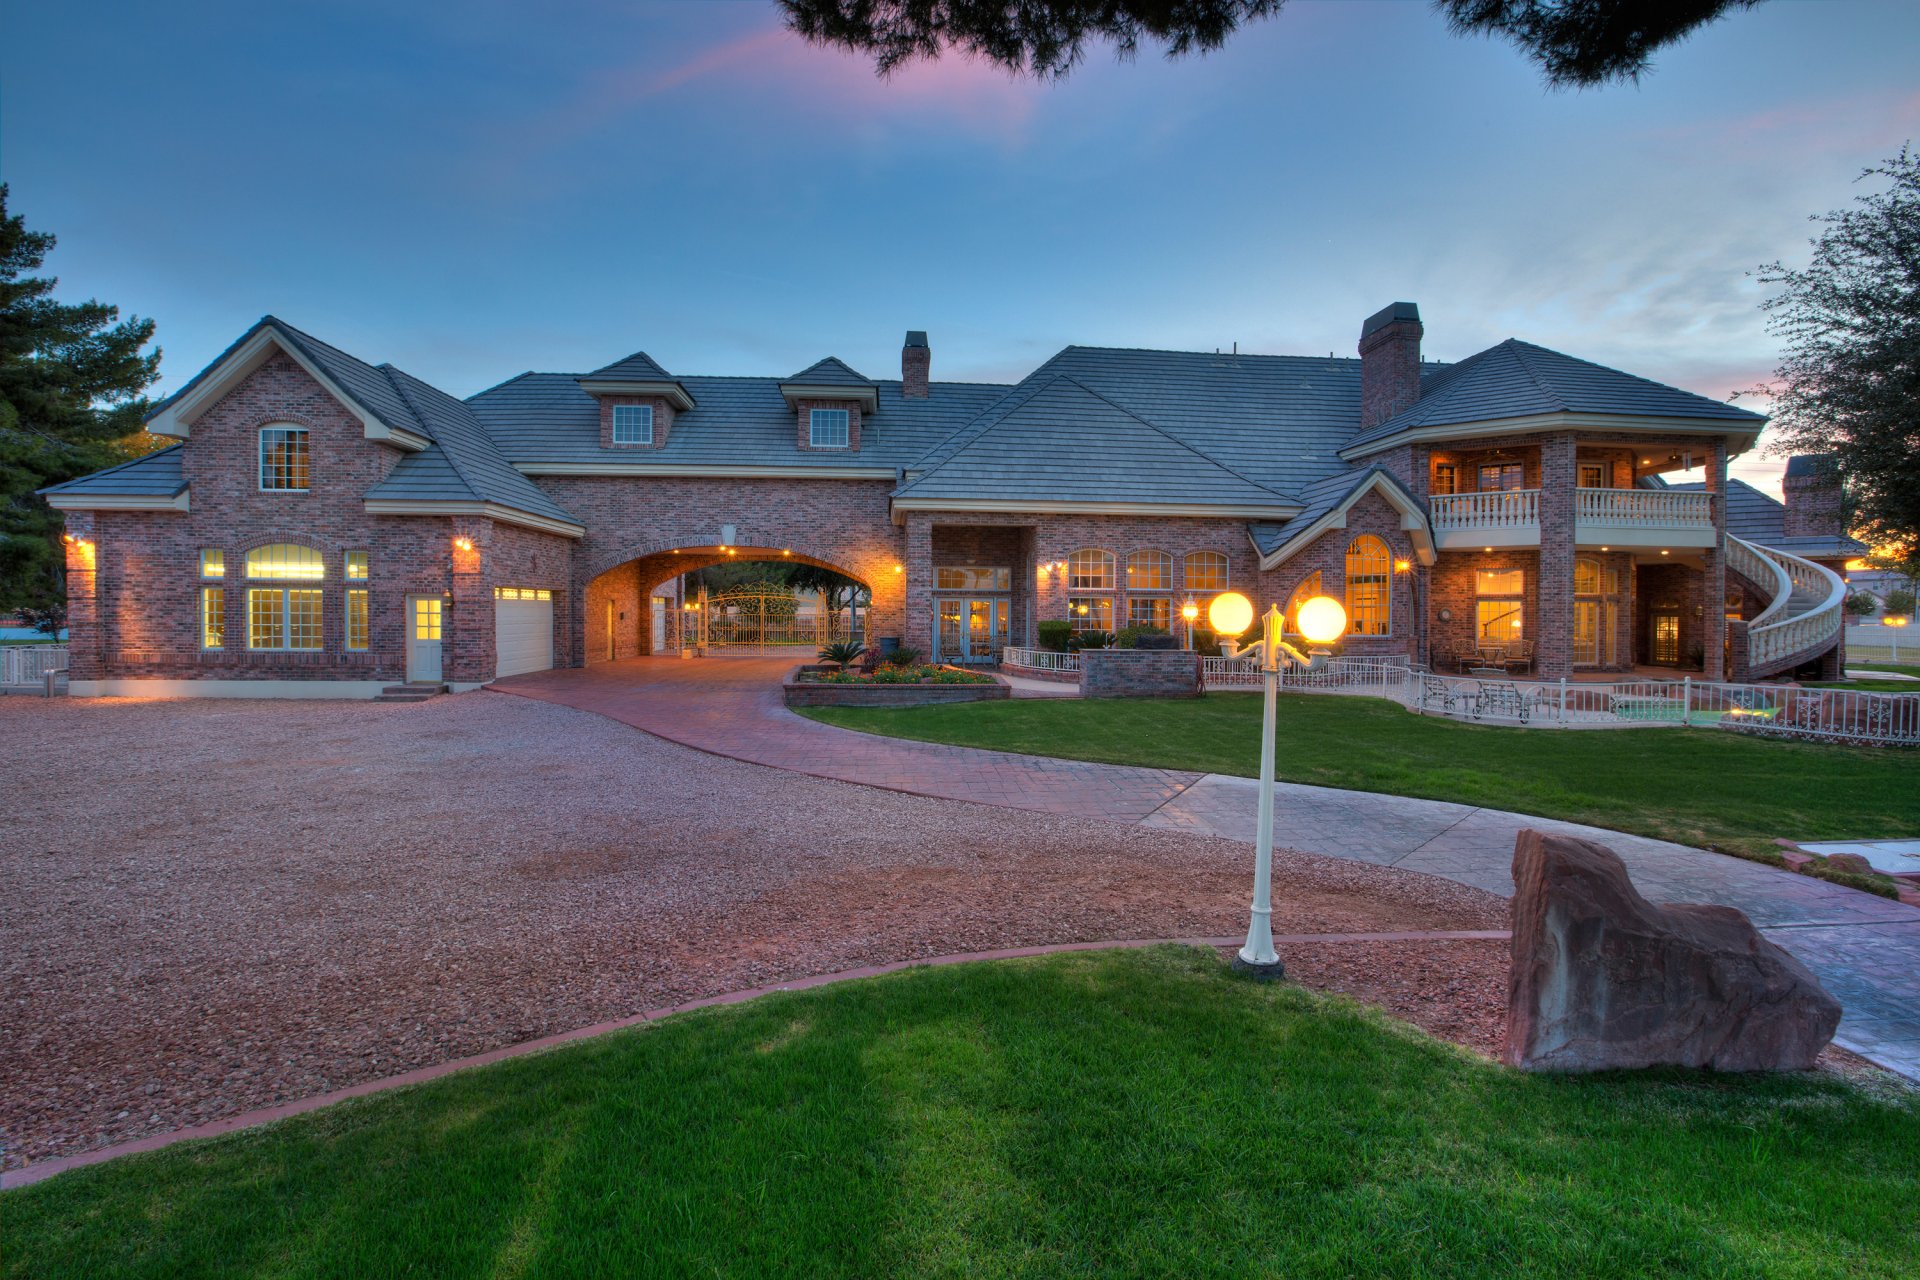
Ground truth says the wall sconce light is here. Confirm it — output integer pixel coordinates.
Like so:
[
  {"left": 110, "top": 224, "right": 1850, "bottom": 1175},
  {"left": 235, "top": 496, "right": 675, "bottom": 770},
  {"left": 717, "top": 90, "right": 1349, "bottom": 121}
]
[
  {"left": 63, "top": 533, "right": 76, "bottom": 544},
  {"left": 781, "top": 549, "right": 791, "bottom": 556},
  {"left": 1393, "top": 559, "right": 1411, "bottom": 573},
  {"left": 454, "top": 537, "right": 474, "bottom": 551},
  {"left": 1660, "top": 549, "right": 1670, "bottom": 556},
  {"left": 892, "top": 563, "right": 903, "bottom": 574}
]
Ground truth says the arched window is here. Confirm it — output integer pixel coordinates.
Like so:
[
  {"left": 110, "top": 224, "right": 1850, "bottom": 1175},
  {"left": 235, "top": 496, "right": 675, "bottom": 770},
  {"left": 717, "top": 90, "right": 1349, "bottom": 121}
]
[
  {"left": 259, "top": 425, "right": 309, "bottom": 491},
  {"left": 246, "top": 544, "right": 325, "bottom": 579},
  {"left": 1184, "top": 550, "right": 1228, "bottom": 592},
  {"left": 1067, "top": 548, "right": 1114, "bottom": 591},
  {"left": 1126, "top": 550, "right": 1172, "bottom": 591},
  {"left": 1345, "top": 535, "right": 1392, "bottom": 636},
  {"left": 1285, "top": 571, "right": 1322, "bottom": 634}
]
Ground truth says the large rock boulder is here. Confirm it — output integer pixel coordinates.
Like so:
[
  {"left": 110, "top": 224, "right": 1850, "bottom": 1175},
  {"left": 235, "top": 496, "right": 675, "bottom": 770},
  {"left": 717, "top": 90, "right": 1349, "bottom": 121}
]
[{"left": 1505, "top": 829, "right": 1841, "bottom": 1072}]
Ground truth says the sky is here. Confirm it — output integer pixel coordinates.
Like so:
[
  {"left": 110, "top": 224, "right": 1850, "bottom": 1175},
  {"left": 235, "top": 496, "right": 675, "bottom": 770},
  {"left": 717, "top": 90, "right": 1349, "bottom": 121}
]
[{"left": 5, "top": 0, "right": 1918, "bottom": 497}]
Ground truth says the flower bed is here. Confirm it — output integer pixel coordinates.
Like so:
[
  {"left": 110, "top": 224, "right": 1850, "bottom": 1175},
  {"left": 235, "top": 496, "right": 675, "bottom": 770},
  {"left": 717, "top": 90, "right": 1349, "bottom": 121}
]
[{"left": 784, "top": 663, "right": 1009, "bottom": 708}]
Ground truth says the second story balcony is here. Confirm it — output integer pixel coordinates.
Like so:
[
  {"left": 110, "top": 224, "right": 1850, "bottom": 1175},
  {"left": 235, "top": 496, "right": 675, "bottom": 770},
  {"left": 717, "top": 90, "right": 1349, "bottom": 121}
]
[{"left": 1430, "top": 487, "right": 1716, "bottom": 550}]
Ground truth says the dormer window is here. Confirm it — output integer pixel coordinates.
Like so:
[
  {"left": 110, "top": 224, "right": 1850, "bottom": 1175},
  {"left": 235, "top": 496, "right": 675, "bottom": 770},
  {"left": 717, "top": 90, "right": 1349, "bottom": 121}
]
[
  {"left": 612, "top": 405, "right": 654, "bottom": 445},
  {"left": 259, "top": 426, "right": 309, "bottom": 491},
  {"left": 809, "top": 408, "right": 850, "bottom": 449}
]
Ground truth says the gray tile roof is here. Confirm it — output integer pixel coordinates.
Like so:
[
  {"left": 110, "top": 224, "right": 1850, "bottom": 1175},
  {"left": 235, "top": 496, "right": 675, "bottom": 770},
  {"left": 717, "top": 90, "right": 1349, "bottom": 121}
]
[
  {"left": 468, "top": 372, "right": 1008, "bottom": 470},
  {"left": 1347, "top": 339, "right": 1764, "bottom": 453},
  {"left": 583, "top": 350, "right": 674, "bottom": 381},
  {"left": 895, "top": 376, "right": 1297, "bottom": 510},
  {"left": 1658, "top": 477, "right": 1866, "bottom": 557},
  {"left": 369, "top": 365, "right": 580, "bottom": 526},
  {"left": 1246, "top": 467, "right": 1417, "bottom": 558},
  {"left": 39, "top": 444, "right": 186, "bottom": 497},
  {"left": 785, "top": 356, "right": 871, "bottom": 386}
]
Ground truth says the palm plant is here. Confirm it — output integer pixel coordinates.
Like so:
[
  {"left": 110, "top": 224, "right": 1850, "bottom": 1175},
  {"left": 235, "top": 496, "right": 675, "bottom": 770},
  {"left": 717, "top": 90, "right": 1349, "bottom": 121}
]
[{"left": 818, "top": 641, "right": 867, "bottom": 667}]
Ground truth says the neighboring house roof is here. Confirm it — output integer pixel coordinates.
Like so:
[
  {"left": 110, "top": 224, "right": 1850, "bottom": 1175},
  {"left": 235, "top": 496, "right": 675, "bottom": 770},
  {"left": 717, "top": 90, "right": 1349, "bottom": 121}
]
[
  {"left": 1657, "top": 477, "right": 1867, "bottom": 559},
  {"left": 892, "top": 376, "right": 1301, "bottom": 516},
  {"left": 469, "top": 372, "right": 1009, "bottom": 473},
  {"left": 39, "top": 444, "right": 187, "bottom": 501},
  {"left": 1345, "top": 339, "right": 1765, "bottom": 456},
  {"left": 1246, "top": 467, "right": 1433, "bottom": 568}
]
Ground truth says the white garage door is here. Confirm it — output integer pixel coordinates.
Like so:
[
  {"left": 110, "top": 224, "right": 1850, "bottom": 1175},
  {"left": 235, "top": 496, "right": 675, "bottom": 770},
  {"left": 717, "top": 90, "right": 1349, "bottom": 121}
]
[{"left": 493, "top": 587, "right": 554, "bottom": 679}]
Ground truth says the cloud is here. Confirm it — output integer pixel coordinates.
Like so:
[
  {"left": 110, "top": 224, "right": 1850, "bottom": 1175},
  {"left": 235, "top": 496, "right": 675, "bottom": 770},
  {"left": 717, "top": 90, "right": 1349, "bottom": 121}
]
[{"left": 522, "top": 23, "right": 1042, "bottom": 154}]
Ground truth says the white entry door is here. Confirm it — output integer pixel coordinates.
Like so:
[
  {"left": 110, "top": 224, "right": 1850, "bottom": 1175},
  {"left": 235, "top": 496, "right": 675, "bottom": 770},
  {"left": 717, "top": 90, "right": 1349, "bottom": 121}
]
[{"left": 406, "top": 596, "right": 443, "bottom": 682}]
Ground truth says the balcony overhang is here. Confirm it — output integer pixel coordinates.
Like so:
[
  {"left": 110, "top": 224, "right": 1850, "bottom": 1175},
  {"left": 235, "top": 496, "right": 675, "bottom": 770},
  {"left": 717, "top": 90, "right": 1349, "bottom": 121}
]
[{"left": 1340, "top": 411, "right": 1763, "bottom": 463}]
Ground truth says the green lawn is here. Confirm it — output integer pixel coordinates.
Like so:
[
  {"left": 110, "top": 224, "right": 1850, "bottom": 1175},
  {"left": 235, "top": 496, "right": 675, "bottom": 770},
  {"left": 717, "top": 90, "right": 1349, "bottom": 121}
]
[
  {"left": 6, "top": 948, "right": 1917, "bottom": 1279},
  {"left": 802, "top": 694, "right": 1919, "bottom": 860},
  {"left": 1808, "top": 680, "right": 1920, "bottom": 693},
  {"left": 1849, "top": 662, "right": 1920, "bottom": 679}
]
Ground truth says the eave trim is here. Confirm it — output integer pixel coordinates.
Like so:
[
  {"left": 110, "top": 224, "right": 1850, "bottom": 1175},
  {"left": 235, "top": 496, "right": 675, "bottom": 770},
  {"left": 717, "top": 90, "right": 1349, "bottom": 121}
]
[
  {"left": 1253, "top": 472, "right": 1435, "bottom": 571},
  {"left": 779, "top": 383, "right": 880, "bottom": 412},
  {"left": 1340, "top": 411, "right": 1765, "bottom": 461},
  {"left": 363, "top": 499, "right": 586, "bottom": 538},
  {"left": 574, "top": 379, "right": 697, "bottom": 411},
  {"left": 43, "top": 491, "right": 191, "bottom": 512},
  {"left": 890, "top": 497, "right": 1305, "bottom": 523},
  {"left": 514, "top": 462, "right": 899, "bottom": 480}
]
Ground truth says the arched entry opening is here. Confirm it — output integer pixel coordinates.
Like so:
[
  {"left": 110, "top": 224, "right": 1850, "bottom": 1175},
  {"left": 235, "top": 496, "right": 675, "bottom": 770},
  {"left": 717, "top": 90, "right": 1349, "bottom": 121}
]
[{"left": 580, "top": 540, "right": 892, "bottom": 665}]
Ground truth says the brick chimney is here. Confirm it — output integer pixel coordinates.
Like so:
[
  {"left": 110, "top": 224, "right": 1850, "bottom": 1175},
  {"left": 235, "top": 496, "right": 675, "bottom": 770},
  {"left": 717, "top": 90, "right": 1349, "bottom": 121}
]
[
  {"left": 1782, "top": 455, "right": 1845, "bottom": 538},
  {"left": 902, "top": 330, "right": 930, "bottom": 399},
  {"left": 1358, "top": 302, "right": 1423, "bottom": 430}
]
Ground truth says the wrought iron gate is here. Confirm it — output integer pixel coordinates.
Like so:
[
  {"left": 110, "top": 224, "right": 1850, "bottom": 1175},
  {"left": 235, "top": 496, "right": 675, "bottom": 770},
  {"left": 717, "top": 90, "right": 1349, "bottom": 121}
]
[{"left": 693, "top": 586, "right": 867, "bottom": 655}]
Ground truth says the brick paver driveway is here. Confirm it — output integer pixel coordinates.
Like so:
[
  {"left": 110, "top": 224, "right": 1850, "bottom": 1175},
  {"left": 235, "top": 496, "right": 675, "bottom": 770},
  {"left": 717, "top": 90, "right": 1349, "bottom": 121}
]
[{"left": 499, "top": 656, "right": 1920, "bottom": 1079}]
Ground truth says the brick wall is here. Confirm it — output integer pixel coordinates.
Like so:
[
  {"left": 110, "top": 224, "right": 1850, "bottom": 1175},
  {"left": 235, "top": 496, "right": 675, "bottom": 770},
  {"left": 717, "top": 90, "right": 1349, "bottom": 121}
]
[
  {"left": 1783, "top": 458, "right": 1845, "bottom": 538},
  {"left": 1079, "top": 648, "right": 1203, "bottom": 698},
  {"left": 1358, "top": 311, "right": 1422, "bottom": 430}
]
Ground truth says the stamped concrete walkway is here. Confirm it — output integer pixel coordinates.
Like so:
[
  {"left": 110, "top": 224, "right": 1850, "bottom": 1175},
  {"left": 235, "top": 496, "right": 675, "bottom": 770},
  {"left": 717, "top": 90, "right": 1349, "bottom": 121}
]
[{"left": 498, "top": 656, "right": 1920, "bottom": 1078}]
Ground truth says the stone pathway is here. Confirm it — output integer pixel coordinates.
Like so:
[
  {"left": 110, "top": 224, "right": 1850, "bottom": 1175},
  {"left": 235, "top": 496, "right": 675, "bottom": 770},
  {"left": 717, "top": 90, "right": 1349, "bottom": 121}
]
[{"left": 497, "top": 656, "right": 1920, "bottom": 1079}]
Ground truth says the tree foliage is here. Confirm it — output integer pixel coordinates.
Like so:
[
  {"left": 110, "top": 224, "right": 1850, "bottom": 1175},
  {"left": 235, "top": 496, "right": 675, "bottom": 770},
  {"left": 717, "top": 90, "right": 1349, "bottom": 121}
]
[
  {"left": 1886, "top": 587, "right": 1917, "bottom": 619},
  {"left": 0, "top": 186, "right": 164, "bottom": 613},
  {"left": 778, "top": 0, "right": 1762, "bottom": 88},
  {"left": 1753, "top": 148, "right": 1920, "bottom": 563}
]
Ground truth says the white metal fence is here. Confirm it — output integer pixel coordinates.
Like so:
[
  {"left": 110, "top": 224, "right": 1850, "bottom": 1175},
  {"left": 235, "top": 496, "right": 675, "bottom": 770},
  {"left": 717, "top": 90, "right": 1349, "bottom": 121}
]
[
  {"left": 1001, "top": 646, "right": 1080, "bottom": 674},
  {"left": 1, "top": 645, "right": 67, "bottom": 686}
]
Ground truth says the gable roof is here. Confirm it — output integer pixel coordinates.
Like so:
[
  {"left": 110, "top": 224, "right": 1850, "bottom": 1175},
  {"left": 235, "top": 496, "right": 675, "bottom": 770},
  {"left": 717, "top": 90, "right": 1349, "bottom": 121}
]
[
  {"left": 1246, "top": 467, "right": 1433, "bottom": 569},
  {"left": 39, "top": 444, "right": 189, "bottom": 509},
  {"left": 584, "top": 350, "right": 673, "bottom": 381},
  {"left": 786, "top": 357, "right": 871, "bottom": 386},
  {"left": 892, "top": 376, "right": 1301, "bottom": 517},
  {"left": 1345, "top": 339, "right": 1765, "bottom": 457}
]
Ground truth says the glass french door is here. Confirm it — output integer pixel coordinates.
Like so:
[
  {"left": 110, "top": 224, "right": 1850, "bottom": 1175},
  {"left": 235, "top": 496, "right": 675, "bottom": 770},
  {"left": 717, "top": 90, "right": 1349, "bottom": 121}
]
[
  {"left": 1651, "top": 612, "right": 1681, "bottom": 665},
  {"left": 935, "top": 597, "right": 1009, "bottom": 663},
  {"left": 1572, "top": 600, "right": 1617, "bottom": 666}
]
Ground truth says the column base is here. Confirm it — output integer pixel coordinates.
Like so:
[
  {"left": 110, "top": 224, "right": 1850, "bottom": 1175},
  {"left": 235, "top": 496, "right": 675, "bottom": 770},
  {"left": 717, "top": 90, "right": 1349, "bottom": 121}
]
[{"left": 1230, "top": 955, "right": 1288, "bottom": 981}]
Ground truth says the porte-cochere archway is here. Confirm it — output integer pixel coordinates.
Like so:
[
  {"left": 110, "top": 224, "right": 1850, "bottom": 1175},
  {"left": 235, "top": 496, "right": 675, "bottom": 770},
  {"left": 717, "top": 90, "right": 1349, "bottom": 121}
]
[{"left": 575, "top": 533, "right": 900, "bottom": 665}]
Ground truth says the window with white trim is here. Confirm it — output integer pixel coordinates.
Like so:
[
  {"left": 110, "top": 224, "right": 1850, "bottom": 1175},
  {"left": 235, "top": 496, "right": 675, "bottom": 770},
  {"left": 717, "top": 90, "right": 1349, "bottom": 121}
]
[
  {"left": 1475, "top": 568, "right": 1525, "bottom": 648},
  {"left": 1126, "top": 550, "right": 1172, "bottom": 591},
  {"left": 1068, "top": 597, "right": 1113, "bottom": 634},
  {"left": 935, "top": 567, "right": 1011, "bottom": 592},
  {"left": 493, "top": 587, "right": 554, "bottom": 601},
  {"left": 808, "top": 408, "right": 850, "bottom": 448},
  {"left": 202, "top": 586, "right": 225, "bottom": 649},
  {"left": 1127, "top": 596, "right": 1171, "bottom": 629},
  {"left": 1067, "top": 548, "right": 1114, "bottom": 591},
  {"left": 259, "top": 426, "right": 309, "bottom": 491},
  {"left": 345, "top": 550, "right": 369, "bottom": 580},
  {"left": 1285, "top": 571, "right": 1322, "bottom": 635},
  {"left": 200, "top": 549, "right": 225, "bottom": 578},
  {"left": 346, "top": 589, "right": 369, "bottom": 650},
  {"left": 612, "top": 405, "right": 654, "bottom": 445},
  {"left": 1183, "top": 550, "right": 1228, "bottom": 592},
  {"left": 249, "top": 587, "right": 322, "bottom": 650}
]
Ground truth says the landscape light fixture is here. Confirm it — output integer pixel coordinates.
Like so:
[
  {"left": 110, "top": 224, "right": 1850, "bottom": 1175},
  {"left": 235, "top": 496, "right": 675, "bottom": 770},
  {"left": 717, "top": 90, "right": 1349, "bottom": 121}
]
[
  {"left": 1180, "top": 598, "right": 1199, "bottom": 648},
  {"left": 453, "top": 537, "right": 473, "bottom": 551},
  {"left": 1887, "top": 613, "right": 1909, "bottom": 661},
  {"left": 1207, "top": 590, "right": 1346, "bottom": 977}
]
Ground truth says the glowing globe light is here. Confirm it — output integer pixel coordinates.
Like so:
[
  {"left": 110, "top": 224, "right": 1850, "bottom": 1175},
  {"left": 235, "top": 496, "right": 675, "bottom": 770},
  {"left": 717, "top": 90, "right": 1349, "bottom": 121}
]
[
  {"left": 1294, "top": 595, "right": 1348, "bottom": 646},
  {"left": 1208, "top": 591, "right": 1254, "bottom": 637}
]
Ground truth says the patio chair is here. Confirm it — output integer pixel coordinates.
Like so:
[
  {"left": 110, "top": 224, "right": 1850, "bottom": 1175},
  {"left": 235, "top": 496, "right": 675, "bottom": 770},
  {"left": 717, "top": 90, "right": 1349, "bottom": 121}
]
[
  {"left": 1503, "top": 639, "right": 1536, "bottom": 675},
  {"left": 1471, "top": 679, "right": 1531, "bottom": 723},
  {"left": 1419, "top": 674, "right": 1461, "bottom": 716}
]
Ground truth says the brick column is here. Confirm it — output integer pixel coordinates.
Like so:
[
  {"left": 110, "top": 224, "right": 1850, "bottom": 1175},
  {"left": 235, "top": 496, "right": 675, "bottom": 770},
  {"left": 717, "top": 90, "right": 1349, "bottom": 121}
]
[
  {"left": 445, "top": 517, "right": 493, "bottom": 684},
  {"left": 62, "top": 513, "right": 102, "bottom": 682},
  {"left": 901, "top": 513, "right": 934, "bottom": 654},
  {"left": 1701, "top": 440, "right": 1728, "bottom": 682},
  {"left": 1535, "top": 434, "right": 1576, "bottom": 678}
]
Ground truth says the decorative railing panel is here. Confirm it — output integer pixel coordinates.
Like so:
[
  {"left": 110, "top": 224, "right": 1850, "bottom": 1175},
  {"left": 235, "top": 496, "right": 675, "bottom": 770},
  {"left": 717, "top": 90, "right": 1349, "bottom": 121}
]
[
  {"left": 1429, "top": 489, "right": 1540, "bottom": 532},
  {"left": 1, "top": 645, "right": 67, "bottom": 685},
  {"left": 1574, "top": 488, "right": 1713, "bottom": 527},
  {"left": 1001, "top": 646, "right": 1079, "bottom": 673}
]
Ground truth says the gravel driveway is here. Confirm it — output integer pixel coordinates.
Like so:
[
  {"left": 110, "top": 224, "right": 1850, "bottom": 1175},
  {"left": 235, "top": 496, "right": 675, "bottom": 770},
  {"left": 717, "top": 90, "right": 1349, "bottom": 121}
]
[{"left": 0, "top": 691, "right": 1504, "bottom": 1171}]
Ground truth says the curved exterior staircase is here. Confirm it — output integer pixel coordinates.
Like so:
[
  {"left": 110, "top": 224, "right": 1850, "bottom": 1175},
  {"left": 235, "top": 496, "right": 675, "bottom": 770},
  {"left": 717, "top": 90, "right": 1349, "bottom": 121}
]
[{"left": 1725, "top": 534, "right": 1847, "bottom": 680}]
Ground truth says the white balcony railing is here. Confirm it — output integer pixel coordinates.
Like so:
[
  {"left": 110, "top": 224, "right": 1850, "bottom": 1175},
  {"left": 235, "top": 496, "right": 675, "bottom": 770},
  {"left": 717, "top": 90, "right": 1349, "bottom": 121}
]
[
  {"left": 1575, "top": 488, "right": 1713, "bottom": 528},
  {"left": 1001, "top": 646, "right": 1079, "bottom": 673},
  {"left": 1429, "top": 489, "right": 1540, "bottom": 532}
]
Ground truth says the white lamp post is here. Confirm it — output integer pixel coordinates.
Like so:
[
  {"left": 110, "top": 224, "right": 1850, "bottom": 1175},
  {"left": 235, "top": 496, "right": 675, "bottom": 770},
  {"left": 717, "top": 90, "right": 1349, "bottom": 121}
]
[
  {"left": 1207, "top": 590, "right": 1347, "bottom": 977},
  {"left": 1180, "top": 598, "right": 1199, "bottom": 650},
  {"left": 1887, "top": 613, "right": 1909, "bottom": 662}
]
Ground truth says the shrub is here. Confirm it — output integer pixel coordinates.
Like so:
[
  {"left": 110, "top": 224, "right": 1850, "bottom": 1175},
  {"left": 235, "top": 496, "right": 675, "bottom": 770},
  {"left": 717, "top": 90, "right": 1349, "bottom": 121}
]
[
  {"left": 1113, "top": 625, "right": 1173, "bottom": 650},
  {"left": 1070, "top": 630, "right": 1115, "bottom": 651},
  {"left": 1886, "top": 588, "right": 1916, "bottom": 618},
  {"left": 883, "top": 646, "right": 921, "bottom": 667},
  {"left": 1190, "top": 625, "right": 1219, "bottom": 655},
  {"left": 1845, "top": 591, "right": 1879, "bottom": 618},
  {"left": 1036, "top": 620, "right": 1075, "bottom": 652}
]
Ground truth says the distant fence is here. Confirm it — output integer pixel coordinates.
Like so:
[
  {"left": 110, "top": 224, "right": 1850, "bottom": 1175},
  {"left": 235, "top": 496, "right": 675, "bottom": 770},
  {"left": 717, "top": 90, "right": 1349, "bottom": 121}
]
[{"left": 1, "top": 645, "right": 67, "bottom": 686}]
